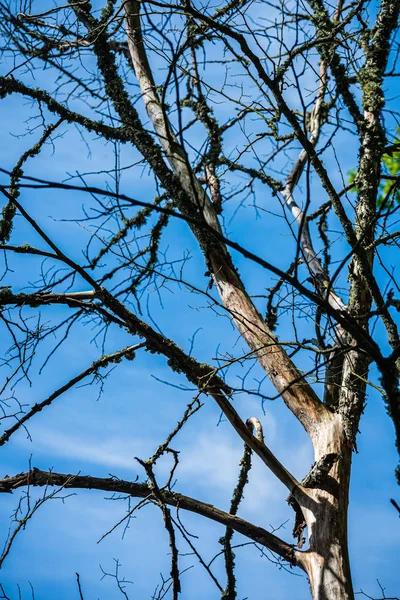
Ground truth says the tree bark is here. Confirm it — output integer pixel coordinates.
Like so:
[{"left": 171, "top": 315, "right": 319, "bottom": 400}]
[{"left": 298, "top": 416, "right": 354, "bottom": 600}]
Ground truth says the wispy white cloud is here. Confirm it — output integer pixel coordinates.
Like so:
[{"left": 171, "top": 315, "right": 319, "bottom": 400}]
[
  {"left": 16, "top": 428, "right": 146, "bottom": 470},
  {"left": 175, "top": 414, "right": 312, "bottom": 517},
  {"left": 178, "top": 433, "right": 243, "bottom": 489}
]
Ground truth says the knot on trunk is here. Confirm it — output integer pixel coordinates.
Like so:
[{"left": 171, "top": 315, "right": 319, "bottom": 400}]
[{"left": 302, "top": 452, "right": 340, "bottom": 489}]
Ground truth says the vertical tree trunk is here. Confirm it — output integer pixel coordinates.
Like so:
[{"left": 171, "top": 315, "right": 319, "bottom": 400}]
[{"left": 299, "top": 419, "right": 354, "bottom": 600}]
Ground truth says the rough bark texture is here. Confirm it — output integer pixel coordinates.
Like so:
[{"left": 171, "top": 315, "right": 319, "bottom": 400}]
[{"left": 299, "top": 417, "right": 354, "bottom": 600}]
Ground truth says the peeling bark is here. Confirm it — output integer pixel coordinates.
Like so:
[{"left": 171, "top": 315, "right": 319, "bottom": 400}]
[{"left": 299, "top": 417, "right": 354, "bottom": 600}]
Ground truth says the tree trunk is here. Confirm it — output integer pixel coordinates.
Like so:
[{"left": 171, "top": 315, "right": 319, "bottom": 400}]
[{"left": 298, "top": 418, "right": 354, "bottom": 600}]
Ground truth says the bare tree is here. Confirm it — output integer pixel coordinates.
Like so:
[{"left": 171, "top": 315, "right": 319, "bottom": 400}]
[{"left": 0, "top": 0, "right": 399, "bottom": 599}]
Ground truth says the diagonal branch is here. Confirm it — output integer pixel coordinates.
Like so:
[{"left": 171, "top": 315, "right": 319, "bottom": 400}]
[
  {"left": 154, "top": 0, "right": 399, "bottom": 354},
  {"left": 0, "top": 289, "right": 98, "bottom": 308},
  {"left": 0, "top": 76, "right": 134, "bottom": 145},
  {"left": 0, "top": 244, "right": 59, "bottom": 260},
  {"left": 0, "top": 281, "right": 301, "bottom": 491},
  {"left": 123, "top": 0, "right": 327, "bottom": 437},
  {"left": 0, "top": 184, "right": 304, "bottom": 491},
  {"left": 306, "top": 0, "right": 365, "bottom": 132},
  {"left": 281, "top": 0, "right": 346, "bottom": 318},
  {"left": 279, "top": 59, "right": 346, "bottom": 318},
  {"left": 0, "top": 180, "right": 383, "bottom": 361},
  {"left": 1, "top": 118, "right": 64, "bottom": 244},
  {"left": 0, "top": 468, "right": 302, "bottom": 568},
  {"left": 0, "top": 344, "right": 145, "bottom": 446},
  {"left": 277, "top": 23, "right": 348, "bottom": 408}
]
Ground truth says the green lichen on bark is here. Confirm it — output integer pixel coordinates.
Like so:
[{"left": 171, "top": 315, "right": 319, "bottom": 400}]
[
  {"left": 338, "top": 0, "right": 400, "bottom": 454},
  {"left": 0, "top": 202, "right": 16, "bottom": 244},
  {"left": 307, "top": 0, "right": 363, "bottom": 129}
]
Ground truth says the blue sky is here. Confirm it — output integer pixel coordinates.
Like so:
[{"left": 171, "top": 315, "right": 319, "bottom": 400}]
[{"left": 0, "top": 1, "right": 400, "bottom": 598}]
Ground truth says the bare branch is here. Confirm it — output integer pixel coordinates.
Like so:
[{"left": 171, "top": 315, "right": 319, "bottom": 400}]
[
  {"left": 0, "top": 344, "right": 145, "bottom": 446},
  {"left": 0, "top": 469, "right": 301, "bottom": 568}
]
